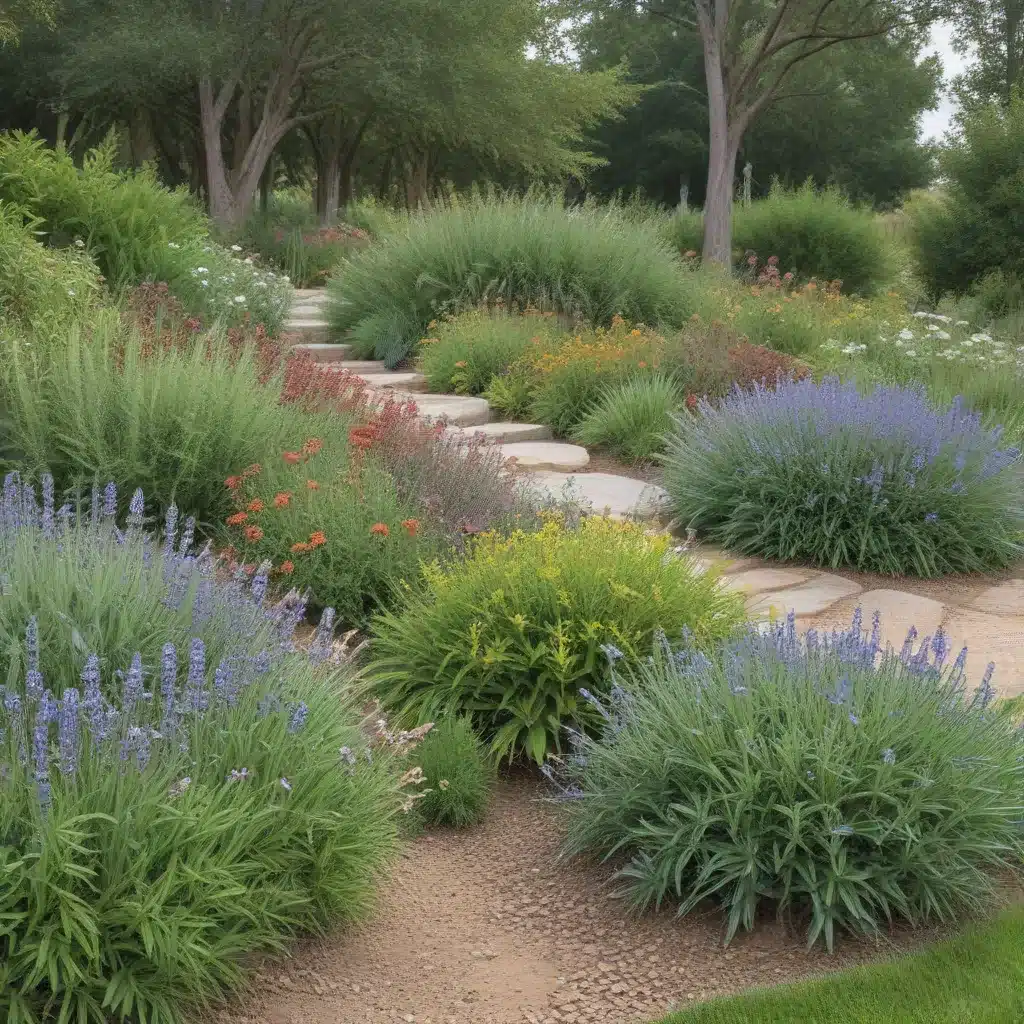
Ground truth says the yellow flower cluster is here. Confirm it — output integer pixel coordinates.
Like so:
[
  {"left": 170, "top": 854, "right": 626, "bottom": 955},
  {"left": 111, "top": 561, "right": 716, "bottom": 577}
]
[{"left": 522, "top": 317, "right": 666, "bottom": 376}]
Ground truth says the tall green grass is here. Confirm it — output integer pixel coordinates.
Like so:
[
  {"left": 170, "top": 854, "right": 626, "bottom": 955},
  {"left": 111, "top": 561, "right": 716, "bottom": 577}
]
[
  {"left": 0, "top": 321, "right": 336, "bottom": 526},
  {"left": 327, "top": 192, "right": 697, "bottom": 367}
]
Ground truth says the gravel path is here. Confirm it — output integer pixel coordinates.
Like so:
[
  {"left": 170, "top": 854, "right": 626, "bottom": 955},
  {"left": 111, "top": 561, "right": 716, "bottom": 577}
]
[{"left": 220, "top": 780, "right": 944, "bottom": 1024}]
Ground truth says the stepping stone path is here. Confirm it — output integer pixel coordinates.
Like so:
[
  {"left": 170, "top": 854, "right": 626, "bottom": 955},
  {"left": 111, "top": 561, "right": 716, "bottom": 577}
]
[
  {"left": 282, "top": 289, "right": 659, "bottom": 516},
  {"left": 281, "top": 290, "right": 1023, "bottom": 694},
  {"left": 696, "top": 543, "right": 1024, "bottom": 698}
]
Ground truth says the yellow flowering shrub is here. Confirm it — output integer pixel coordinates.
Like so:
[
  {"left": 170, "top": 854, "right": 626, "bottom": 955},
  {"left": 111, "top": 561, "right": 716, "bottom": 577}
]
[{"left": 370, "top": 515, "right": 745, "bottom": 763}]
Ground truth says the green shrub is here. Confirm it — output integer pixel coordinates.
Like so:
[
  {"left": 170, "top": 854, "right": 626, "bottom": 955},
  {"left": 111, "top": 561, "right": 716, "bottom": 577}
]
[
  {"left": 370, "top": 515, "right": 745, "bottom": 764},
  {"left": 663, "top": 184, "right": 892, "bottom": 295},
  {"left": 557, "top": 612, "right": 1024, "bottom": 950},
  {"left": 0, "top": 322, "right": 318, "bottom": 526},
  {"left": 909, "top": 97, "right": 1024, "bottom": 300},
  {"left": 663, "top": 376, "right": 1024, "bottom": 575},
  {"left": 661, "top": 208, "right": 703, "bottom": 255},
  {"left": 731, "top": 183, "right": 891, "bottom": 294},
  {"left": 326, "top": 192, "right": 696, "bottom": 367},
  {"left": 419, "top": 307, "right": 560, "bottom": 394},
  {"left": 0, "top": 477, "right": 402, "bottom": 1024},
  {"left": 0, "top": 131, "right": 205, "bottom": 288},
  {"left": 572, "top": 373, "right": 681, "bottom": 461},
  {"left": 0, "top": 201, "right": 101, "bottom": 337},
  {"left": 412, "top": 716, "right": 493, "bottom": 827}
]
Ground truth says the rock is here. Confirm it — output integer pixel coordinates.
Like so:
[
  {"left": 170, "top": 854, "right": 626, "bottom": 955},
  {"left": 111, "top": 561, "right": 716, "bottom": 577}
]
[
  {"left": 499, "top": 442, "right": 590, "bottom": 472},
  {"left": 528, "top": 472, "right": 669, "bottom": 520},
  {"left": 391, "top": 393, "right": 491, "bottom": 427},
  {"left": 448, "top": 421, "right": 553, "bottom": 444},
  {"left": 940, "top": 609, "right": 1024, "bottom": 698},
  {"left": 289, "top": 342, "right": 352, "bottom": 362},
  {"left": 748, "top": 573, "right": 862, "bottom": 617},
  {"left": 721, "top": 568, "right": 811, "bottom": 595},
  {"left": 970, "top": 579, "right": 1024, "bottom": 617},
  {"left": 854, "top": 589, "right": 945, "bottom": 651},
  {"left": 359, "top": 371, "right": 428, "bottom": 393}
]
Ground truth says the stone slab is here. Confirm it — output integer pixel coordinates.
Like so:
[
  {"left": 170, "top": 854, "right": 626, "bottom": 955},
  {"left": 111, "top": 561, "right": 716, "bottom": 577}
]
[
  {"left": 722, "top": 568, "right": 812, "bottom": 596},
  {"left": 290, "top": 343, "right": 352, "bottom": 362},
  {"left": 334, "top": 360, "right": 388, "bottom": 373},
  {"left": 392, "top": 392, "right": 491, "bottom": 427},
  {"left": 970, "top": 580, "right": 1024, "bottom": 617},
  {"left": 748, "top": 573, "right": 863, "bottom": 618},
  {"left": 529, "top": 472, "right": 669, "bottom": 520},
  {"left": 499, "top": 442, "right": 590, "bottom": 472},
  {"left": 854, "top": 589, "right": 946, "bottom": 652},
  {"left": 448, "top": 422, "right": 553, "bottom": 444},
  {"left": 360, "top": 372, "right": 427, "bottom": 392},
  {"left": 941, "top": 609, "right": 1024, "bottom": 699}
]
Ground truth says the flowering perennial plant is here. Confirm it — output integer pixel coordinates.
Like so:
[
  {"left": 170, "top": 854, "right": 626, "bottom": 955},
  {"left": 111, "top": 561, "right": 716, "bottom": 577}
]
[
  {"left": 663, "top": 375, "right": 1024, "bottom": 575},
  {"left": 370, "top": 515, "right": 745, "bottom": 763},
  {"left": 0, "top": 474, "right": 404, "bottom": 1023},
  {"left": 555, "top": 610, "right": 1024, "bottom": 950}
]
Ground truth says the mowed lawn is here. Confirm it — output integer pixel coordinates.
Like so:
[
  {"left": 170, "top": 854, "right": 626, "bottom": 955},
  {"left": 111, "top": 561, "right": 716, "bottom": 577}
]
[{"left": 662, "top": 907, "right": 1024, "bottom": 1024}]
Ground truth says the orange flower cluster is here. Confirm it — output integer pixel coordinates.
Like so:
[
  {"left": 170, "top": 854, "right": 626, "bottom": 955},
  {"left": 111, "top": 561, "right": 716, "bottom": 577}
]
[
  {"left": 370, "top": 522, "right": 389, "bottom": 538},
  {"left": 306, "top": 479, "right": 320, "bottom": 490},
  {"left": 247, "top": 498, "right": 265, "bottom": 512},
  {"left": 402, "top": 518, "right": 420, "bottom": 536},
  {"left": 283, "top": 451, "right": 303, "bottom": 464},
  {"left": 273, "top": 491, "right": 292, "bottom": 507},
  {"left": 226, "top": 511, "right": 248, "bottom": 526},
  {"left": 244, "top": 525, "right": 264, "bottom": 542}
]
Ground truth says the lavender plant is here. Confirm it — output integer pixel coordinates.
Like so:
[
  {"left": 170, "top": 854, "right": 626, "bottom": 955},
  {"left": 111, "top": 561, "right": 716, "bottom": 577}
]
[
  {"left": 0, "top": 474, "right": 402, "bottom": 1024},
  {"left": 663, "top": 376, "right": 1024, "bottom": 575},
  {"left": 554, "top": 612, "right": 1024, "bottom": 950}
]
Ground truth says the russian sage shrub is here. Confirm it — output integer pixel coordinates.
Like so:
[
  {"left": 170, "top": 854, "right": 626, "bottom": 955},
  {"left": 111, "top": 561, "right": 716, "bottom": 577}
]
[
  {"left": 0, "top": 475, "right": 402, "bottom": 1024},
  {"left": 556, "top": 612, "right": 1024, "bottom": 950},
  {"left": 663, "top": 376, "right": 1024, "bottom": 575}
]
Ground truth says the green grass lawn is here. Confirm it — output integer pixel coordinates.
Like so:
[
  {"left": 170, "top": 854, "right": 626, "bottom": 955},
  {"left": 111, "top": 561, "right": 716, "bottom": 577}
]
[{"left": 661, "top": 908, "right": 1024, "bottom": 1024}]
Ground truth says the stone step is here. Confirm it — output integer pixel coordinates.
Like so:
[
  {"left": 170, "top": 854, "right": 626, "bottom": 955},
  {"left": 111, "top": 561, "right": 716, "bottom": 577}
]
[
  {"left": 285, "top": 317, "right": 331, "bottom": 332},
  {"left": 528, "top": 471, "right": 668, "bottom": 521},
  {"left": 290, "top": 306, "right": 328, "bottom": 319},
  {"left": 448, "top": 422, "right": 553, "bottom": 444},
  {"left": 499, "top": 442, "right": 590, "bottom": 472},
  {"left": 293, "top": 288, "right": 328, "bottom": 302},
  {"left": 360, "top": 371, "right": 427, "bottom": 393},
  {"left": 290, "top": 343, "right": 352, "bottom": 362},
  {"left": 387, "top": 392, "right": 491, "bottom": 427},
  {"left": 335, "top": 360, "right": 388, "bottom": 373}
]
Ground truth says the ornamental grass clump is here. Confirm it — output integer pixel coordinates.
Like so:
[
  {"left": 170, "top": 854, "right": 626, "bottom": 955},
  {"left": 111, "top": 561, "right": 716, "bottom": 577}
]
[
  {"left": 370, "top": 516, "right": 745, "bottom": 764},
  {"left": 556, "top": 611, "right": 1024, "bottom": 951},
  {"left": 663, "top": 376, "right": 1024, "bottom": 575},
  {"left": 0, "top": 475, "right": 404, "bottom": 1024}
]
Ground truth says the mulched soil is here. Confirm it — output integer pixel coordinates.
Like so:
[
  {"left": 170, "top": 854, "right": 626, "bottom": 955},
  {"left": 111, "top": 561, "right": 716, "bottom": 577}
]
[{"left": 218, "top": 778, "right": 964, "bottom": 1024}]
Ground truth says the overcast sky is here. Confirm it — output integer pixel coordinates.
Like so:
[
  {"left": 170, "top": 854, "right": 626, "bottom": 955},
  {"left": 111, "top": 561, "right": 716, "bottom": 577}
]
[{"left": 920, "top": 20, "right": 972, "bottom": 142}]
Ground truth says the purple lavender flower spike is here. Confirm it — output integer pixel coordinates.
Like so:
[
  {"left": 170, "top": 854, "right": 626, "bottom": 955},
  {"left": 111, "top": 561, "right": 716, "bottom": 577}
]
[
  {"left": 32, "top": 699, "right": 51, "bottom": 809},
  {"left": 57, "top": 688, "right": 80, "bottom": 777},
  {"left": 184, "top": 638, "right": 207, "bottom": 712},
  {"left": 309, "top": 607, "right": 336, "bottom": 664},
  {"left": 287, "top": 702, "right": 309, "bottom": 733},
  {"left": 214, "top": 660, "right": 237, "bottom": 707},
  {"left": 127, "top": 488, "right": 145, "bottom": 529},
  {"left": 163, "top": 504, "right": 179, "bottom": 562},
  {"left": 80, "top": 654, "right": 108, "bottom": 745},
  {"left": 178, "top": 516, "right": 195, "bottom": 556},
  {"left": 160, "top": 643, "right": 177, "bottom": 734},
  {"left": 251, "top": 561, "right": 270, "bottom": 606},
  {"left": 192, "top": 576, "right": 214, "bottom": 627},
  {"left": 3, "top": 472, "right": 20, "bottom": 528},
  {"left": 122, "top": 653, "right": 144, "bottom": 715},
  {"left": 102, "top": 481, "right": 117, "bottom": 518}
]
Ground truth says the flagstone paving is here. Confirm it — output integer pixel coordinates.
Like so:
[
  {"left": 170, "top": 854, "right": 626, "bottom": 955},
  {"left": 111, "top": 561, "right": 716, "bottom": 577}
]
[{"left": 283, "top": 288, "right": 1024, "bottom": 697}]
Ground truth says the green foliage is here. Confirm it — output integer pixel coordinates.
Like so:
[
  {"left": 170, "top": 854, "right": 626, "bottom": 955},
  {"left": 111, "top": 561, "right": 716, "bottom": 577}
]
[
  {"left": 663, "top": 907, "right": 1024, "bottom": 1024},
  {"left": 370, "top": 516, "right": 745, "bottom": 764},
  {"left": 572, "top": 373, "right": 681, "bottom": 461},
  {"left": 909, "top": 96, "right": 1024, "bottom": 299},
  {"left": 0, "top": 501, "right": 401, "bottom": 1024},
  {"left": 0, "top": 322, "right": 310, "bottom": 526},
  {"left": 219, "top": 441, "right": 434, "bottom": 627},
  {"left": 663, "top": 375, "right": 1024, "bottom": 576},
  {"left": 411, "top": 716, "right": 493, "bottom": 827},
  {"left": 559, "top": 614, "right": 1024, "bottom": 952},
  {"left": 665, "top": 184, "right": 893, "bottom": 294},
  {"left": 419, "top": 308, "right": 560, "bottom": 394},
  {"left": 327, "top": 192, "right": 695, "bottom": 368},
  {"left": 0, "top": 201, "right": 101, "bottom": 337},
  {"left": 0, "top": 131, "right": 205, "bottom": 288}
]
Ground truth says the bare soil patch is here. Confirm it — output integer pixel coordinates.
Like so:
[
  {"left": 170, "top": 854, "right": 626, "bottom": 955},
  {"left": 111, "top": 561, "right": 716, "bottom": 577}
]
[{"left": 220, "top": 779, "right": 950, "bottom": 1024}]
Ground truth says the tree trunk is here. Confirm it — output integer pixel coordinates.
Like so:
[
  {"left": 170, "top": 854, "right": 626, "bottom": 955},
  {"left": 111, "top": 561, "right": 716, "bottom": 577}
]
[
  {"left": 260, "top": 152, "right": 274, "bottom": 213},
  {"left": 339, "top": 147, "right": 356, "bottom": 210},
  {"left": 404, "top": 150, "right": 430, "bottom": 210},
  {"left": 697, "top": 1, "right": 740, "bottom": 269},
  {"left": 319, "top": 153, "right": 341, "bottom": 227},
  {"left": 128, "top": 108, "right": 157, "bottom": 166}
]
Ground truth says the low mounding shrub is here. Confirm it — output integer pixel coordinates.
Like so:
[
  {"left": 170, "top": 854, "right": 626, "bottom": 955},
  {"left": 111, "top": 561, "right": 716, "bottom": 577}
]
[
  {"left": 0, "top": 322, "right": 325, "bottom": 526},
  {"left": 419, "top": 307, "right": 561, "bottom": 395},
  {"left": 663, "top": 183, "right": 891, "bottom": 295},
  {"left": 219, "top": 437, "right": 432, "bottom": 627},
  {"left": 663, "top": 376, "right": 1024, "bottom": 575},
  {"left": 371, "top": 516, "right": 745, "bottom": 763},
  {"left": 572, "top": 373, "right": 681, "bottom": 462},
  {"left": 326, "top": 192, "right": 695, "bottom": 367},
  {"left": 556, "top": 611, "right": 1024, "bottom": 950},
  {"left": 411, "top": 716, "right": 493, "bottom": 827},
  {"left": 0, "top": 476, "right": 404, "bottom": 1024}
]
